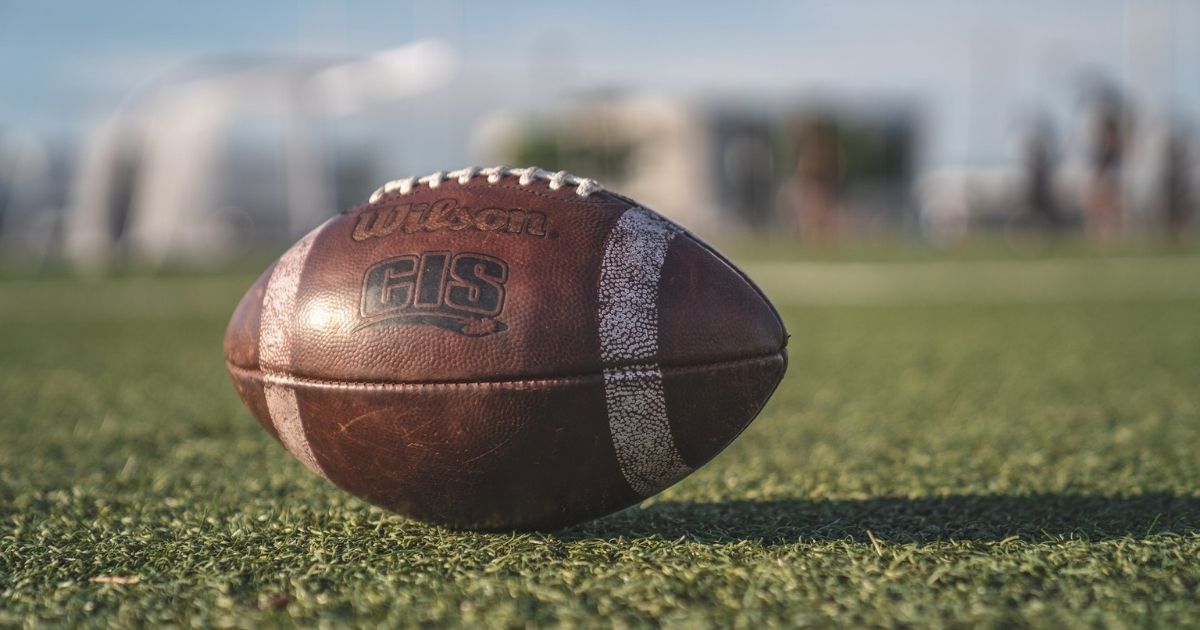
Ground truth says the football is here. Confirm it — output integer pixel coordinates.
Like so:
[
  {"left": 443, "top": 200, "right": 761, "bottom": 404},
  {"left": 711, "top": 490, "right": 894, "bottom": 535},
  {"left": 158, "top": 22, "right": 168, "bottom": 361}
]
[{"left": 224, "top": 166, "right": 788, "bottom": 530}]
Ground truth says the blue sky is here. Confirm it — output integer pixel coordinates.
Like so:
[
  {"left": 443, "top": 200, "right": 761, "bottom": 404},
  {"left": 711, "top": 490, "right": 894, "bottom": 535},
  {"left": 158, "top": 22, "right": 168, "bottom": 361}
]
[{"left": 1, "top": 0, "right": 1197, "bottom": 169}]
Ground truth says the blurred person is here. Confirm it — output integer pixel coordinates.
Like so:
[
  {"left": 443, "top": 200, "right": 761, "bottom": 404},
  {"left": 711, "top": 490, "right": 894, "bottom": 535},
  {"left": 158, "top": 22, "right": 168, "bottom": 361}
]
[
  {"left": 1160, "top": 128, "right": 1194, "bottom": 241},
  {"left": 0, "top": 134, "right": 8, "bottom": 233},
  {"left": 1022, "top": 118, "right": 1063, "bottom": 232},
  {"left": 779, "top": 115, "right": 843, "bottom": 243},
  {"left": 722, "top": 130, "right": 775, "bottom": 230},
  {"left": 1082, "top": 95, "right": 1128, "bottom": 242}
]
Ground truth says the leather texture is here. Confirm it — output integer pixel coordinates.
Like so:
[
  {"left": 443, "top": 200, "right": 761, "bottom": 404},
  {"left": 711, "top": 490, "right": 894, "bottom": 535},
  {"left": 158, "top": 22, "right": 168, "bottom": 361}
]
[{"left": 225, "top": 174, "right": 788, "bottom": 530}]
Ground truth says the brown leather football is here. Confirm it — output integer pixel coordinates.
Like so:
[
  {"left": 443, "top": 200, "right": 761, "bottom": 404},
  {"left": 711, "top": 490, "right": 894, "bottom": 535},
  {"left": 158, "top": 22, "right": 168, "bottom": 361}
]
[{"left": 225, "top": 166, "right": 787, "bottom": 531}]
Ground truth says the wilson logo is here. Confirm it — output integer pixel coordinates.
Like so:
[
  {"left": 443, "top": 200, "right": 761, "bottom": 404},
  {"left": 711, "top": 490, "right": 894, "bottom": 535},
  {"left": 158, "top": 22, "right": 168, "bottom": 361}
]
[
  {"left": 353, "top": 198, "right": 549, "bottom": 241},
  {"left": 359, "top": 252, "right": 508, "bottom": 336}
]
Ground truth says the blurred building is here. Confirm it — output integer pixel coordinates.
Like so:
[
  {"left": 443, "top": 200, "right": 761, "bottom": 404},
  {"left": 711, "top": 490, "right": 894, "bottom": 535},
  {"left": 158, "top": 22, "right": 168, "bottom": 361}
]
[
  {"left": 1, "top": 72, "right": 1195, "bottom": 268},
  {"left": 474, "top": 94, "right": 919, "bottom": 240},
  {"left": 47, "top": 41, "right": 456, "bottom": 268}
]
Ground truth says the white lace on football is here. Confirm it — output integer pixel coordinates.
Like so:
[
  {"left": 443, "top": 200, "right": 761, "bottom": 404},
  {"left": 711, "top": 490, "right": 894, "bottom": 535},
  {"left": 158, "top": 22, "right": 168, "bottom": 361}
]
[{"left": 368, "top": 166, "right": 604, "bottom": 203}]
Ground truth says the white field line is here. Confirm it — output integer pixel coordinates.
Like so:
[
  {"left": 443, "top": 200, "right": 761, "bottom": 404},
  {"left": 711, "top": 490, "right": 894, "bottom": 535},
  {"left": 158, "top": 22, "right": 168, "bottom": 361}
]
[{"left": 743, "top": 257, "right": 1200, "bottom": 306}]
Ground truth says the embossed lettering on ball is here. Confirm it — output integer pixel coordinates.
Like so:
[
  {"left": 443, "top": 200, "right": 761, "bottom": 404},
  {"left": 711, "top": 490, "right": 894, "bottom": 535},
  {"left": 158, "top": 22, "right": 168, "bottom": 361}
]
[{"left": 224, "top": 166, "right": 788, "bottom": 530}]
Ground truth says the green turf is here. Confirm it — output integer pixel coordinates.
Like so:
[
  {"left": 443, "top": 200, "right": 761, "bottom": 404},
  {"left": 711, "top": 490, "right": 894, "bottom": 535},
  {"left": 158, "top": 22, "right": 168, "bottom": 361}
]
[{"left": 2, "top": 252, "right": 1199, "bottom": 627}]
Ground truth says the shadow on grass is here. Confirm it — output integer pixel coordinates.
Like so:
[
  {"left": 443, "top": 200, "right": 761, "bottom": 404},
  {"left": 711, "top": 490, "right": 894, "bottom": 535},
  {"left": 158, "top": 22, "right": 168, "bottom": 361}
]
[{"left": 564, "top": 493, "right": 1199, "bottom": 544}]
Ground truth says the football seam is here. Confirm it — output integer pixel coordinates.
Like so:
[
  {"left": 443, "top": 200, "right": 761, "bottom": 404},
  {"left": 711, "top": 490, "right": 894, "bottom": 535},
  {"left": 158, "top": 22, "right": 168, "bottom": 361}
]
[{"left": 226, "top": 350, "right": 785, "bottom": 390}]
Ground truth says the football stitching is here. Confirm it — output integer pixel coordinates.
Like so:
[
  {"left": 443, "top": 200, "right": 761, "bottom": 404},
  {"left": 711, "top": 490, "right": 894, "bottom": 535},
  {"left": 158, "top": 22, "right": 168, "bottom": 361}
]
[
  {"left": 369, "top": 166, "right": 604, "bottom": 203},
  {"left": 356, "top": 181, "right": 622, "bottom": 212}
]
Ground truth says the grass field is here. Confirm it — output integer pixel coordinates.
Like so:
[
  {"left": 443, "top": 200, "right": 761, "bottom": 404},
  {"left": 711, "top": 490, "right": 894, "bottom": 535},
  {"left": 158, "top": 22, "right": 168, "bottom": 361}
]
[{"left": 2, "top": 248, "right": 1199, "bottom": 627}]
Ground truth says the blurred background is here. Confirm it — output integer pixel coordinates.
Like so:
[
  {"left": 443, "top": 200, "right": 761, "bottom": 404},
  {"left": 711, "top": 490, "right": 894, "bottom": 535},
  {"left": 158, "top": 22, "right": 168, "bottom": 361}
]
[
  {"left": 0, "top": 0, "right": 1197, "bottom": 267},
  {"left": 4, "top": 4, "right": 1200, "bottom": 624}
]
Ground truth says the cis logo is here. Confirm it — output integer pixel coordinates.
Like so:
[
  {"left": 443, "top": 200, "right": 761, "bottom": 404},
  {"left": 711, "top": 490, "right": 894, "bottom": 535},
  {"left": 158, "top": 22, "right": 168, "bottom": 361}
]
[{"left": 359, "top": 251, "right": 508, "bottom": 336}]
